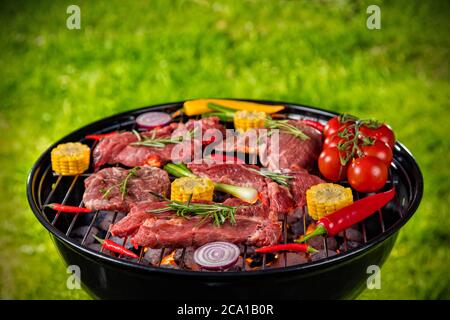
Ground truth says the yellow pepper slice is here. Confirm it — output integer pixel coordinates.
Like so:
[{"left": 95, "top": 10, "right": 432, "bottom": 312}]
[{"left": 183, "top": 99, "right": 285, "bottom": 116}]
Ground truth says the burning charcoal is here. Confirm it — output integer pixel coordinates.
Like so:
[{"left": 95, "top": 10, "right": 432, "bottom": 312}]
[
  {"left": 311, "top": 250, "right": 337, "bottom": 261},
  {"left": 177, "top": 247, "right": 201, "bottom": 270},
  {"left": 289, "top": 220, "right": 305, "bottom": 238},
  {"left": 292, "top": 207, "right": 305, "bottom": 219},
  {"left": 326, "top": 237, "right": 338, "bottom": 250},
  {"left": 344, "top": 229, "right": 363, "bottom": 242},
  {"left": 108, "top": 236, "right": 133, "bottom": 250},
  {"left": 270, "top": 252, "right": 309, "bottom": 268},
  {"left": 143, "top": 248, "right": 164, "bottom": 265},
  {"left": 245, "top": 246, "right": 256, "bottom": 256},
  {"left": 227, "top": 257, "right": 244, "bottom": 272},
  {"left": 339, "top": 241, "right": 361, "bottom": 251},
  {"left": 245, "top": 253, "right": 276, "bottom": 269},
  {"left": 71, "top": 226, "right": 99, "bottom": 244},
  {"left": 97, "top": 212, "right": 126, "bottom": 231},
  {"left": 306, "top": 236, "right": 338, "bottom": 251}
]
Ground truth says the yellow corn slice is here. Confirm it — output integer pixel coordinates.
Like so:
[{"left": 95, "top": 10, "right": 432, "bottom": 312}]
[
  {"left": 51, "top": 142, "right": 90, "bottom": 176},
  {"left": 233, "top": 110, "right": 267, "bottom": 133},
  {"left": 171, "top": 177, "right": 215, "bottom": 202},
  {"left": 306, "top": 183, "right": 353, "bottom": 220}
]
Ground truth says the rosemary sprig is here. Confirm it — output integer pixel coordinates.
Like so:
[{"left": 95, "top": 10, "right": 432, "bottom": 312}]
[
  {"left": 130, "top": 129, "right": 195, "bottom": 148},
  {"left": 100, "top": 167, "right": 141, "bottom": 200},
  {"left": 248, "top": 168, "right": 293, "bottom": 187},
  {"left": 265, "top": 118, "right": 310, "bottom": 140},
  {"left": 148, "top": 192, "right": 242, "bottom": 226}
]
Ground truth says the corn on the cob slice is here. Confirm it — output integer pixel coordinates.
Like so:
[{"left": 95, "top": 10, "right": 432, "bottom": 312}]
[
  {"left": 233, "top": 110, "right": 266, "bottom": 133},
  {"left": 51, "top": 142, "right": 90, "bottom": 176},
  {"left": 306, "top": 183, "right": 353, "bottom": 220},
  {"left": 171, "top": 177, "right": 215, "bottom": 202}
]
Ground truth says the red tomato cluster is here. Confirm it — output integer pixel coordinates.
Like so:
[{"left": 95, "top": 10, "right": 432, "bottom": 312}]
[{"left": 319, "top": 116, "right": 395, "bottom": 192}]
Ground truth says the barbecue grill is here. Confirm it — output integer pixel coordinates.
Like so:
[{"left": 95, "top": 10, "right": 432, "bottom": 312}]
[{"left": 26, "top": 100, "right": 423, "bottom": 299}]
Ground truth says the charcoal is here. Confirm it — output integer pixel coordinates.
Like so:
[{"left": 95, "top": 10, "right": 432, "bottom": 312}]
[
  {"left": 344, "top": 229, "right": 363, "bottom": 242},
  {"left": 143, "top": 248, "right": 164, "bottom": 265},
  {"left": 311, "top": 250, "right": 337, "bottom": 261},
  {"left": 97, "top": 212, "right": 125, "bottom": 231},
  {"left": 306, "top": 236, "right": 338, "bottom": 251},
  {"left": 71, "top": 226, "right": 99, "bottom": 244},
  {"left": 270, "top": 252, "right": 309, "bottom": 268},
  {"left": 339, "top": 241, "right": 360, "bottom": 251},
  {"left": 289, "top": 220, "right": 305, "bottom": 237}
]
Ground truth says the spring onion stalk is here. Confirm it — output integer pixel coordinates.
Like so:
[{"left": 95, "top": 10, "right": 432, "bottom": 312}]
[
  {"left": 214, "top": 183, "right": 259, "bottom": 204},
  {"left": 201, "top": 112, "right": 234, "bottom": 122},
  {"left": 164, "top": 163, "right": 259, "bottom": 204}
]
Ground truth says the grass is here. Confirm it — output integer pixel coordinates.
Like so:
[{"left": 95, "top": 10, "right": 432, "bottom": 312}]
[{"left": 0, "top": 0, "right": 449, "bottom": 299}]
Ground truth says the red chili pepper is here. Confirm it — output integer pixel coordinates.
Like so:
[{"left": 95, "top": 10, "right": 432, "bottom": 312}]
[
  {"left": 208, "top": 153, "right": 245, "bottom": 164},
  {"left": 256, "top": 243, "right": 318, "bottom": 254},
  {"left": 45, "top": 203, "right": 92, "bottom": 213},
  {"left": 301, "top": 120, "right": 325, "bottom": 133},
  {"left": 93, "top": 235, "right": 139, "bottom": 259},
  {"left": 296, "top": 188, "right": 396, "bottom": 242},
  {"left": 85, "top": 131, "right": 119, "bottom": 140}
]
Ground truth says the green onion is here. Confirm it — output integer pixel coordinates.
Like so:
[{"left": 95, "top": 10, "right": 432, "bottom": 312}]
[{"left": 163, "top": 163, "right": 259, "bottom": 204}]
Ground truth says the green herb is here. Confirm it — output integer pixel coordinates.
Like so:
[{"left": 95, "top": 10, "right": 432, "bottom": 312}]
[
  {"left": 101, "top": 167, "right": 141, "bottom": 200},
  {"left": 130, "top": 129, "right": 195, "bottom": 148},
  {"left": 265, "top": 117, "right": 310, "bottom": 140},
  {"left": 249, "top": 168, "right": 292, "bottom": 187},
  {"left": 148, "top": 193, "right": 242, "bottom": 226}
]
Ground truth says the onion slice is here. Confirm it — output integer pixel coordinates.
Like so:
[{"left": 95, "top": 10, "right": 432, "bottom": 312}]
[
  {"left": 194, "top": 242, "right": 240, "bottom": 270},
  {"left": 136, "top": 112, "right": 171, "bottom": 130}
]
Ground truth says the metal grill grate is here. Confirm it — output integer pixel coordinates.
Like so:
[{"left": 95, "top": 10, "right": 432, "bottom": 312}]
[{"left": 36, "top": 112, "right": 404, "bottom": 272}]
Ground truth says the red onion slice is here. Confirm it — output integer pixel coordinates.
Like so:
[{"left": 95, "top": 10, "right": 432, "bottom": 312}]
[
  {"left": 194, "top": 242, "right": 240, "bottom": 270},
  {"left": 136, "top": 112, "right": 171, "bottom": 130}
]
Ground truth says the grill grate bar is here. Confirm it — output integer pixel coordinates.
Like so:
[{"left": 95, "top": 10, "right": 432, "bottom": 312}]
[
  {"left": 179, "top": 248, "right": 187, "bottom": 269},
  {"left": 157, "top": 248, "right": 166, "bottom": 267},
  {"left": 138, "top": 247, "right": 145, "bottom": 263},
  {"left": 51, "top": 175, "right": 79, "bottom": 226},
  {"left": 99, "top": 212, "right": 118, "bottom": 254},
  {"left": 42, "top": 175, "right": 63, "bottom": 208},
  {"left": 65, "top": 200, "right": 84, "bottom": 236},
  {"left": 242, "top": 245, "right": 247, "bottom": 270},
  {"left": 81, "top": 211, "right": 99, "bottom": 246}
]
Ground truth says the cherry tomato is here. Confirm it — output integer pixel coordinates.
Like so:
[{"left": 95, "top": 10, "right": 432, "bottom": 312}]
[
  {"left": 347, "top": 156, "right": 388, "bottom": 192},
  {"left": 323, "top": 133, "right": 355, "bottom": 150},
  {"left": 359, "top": 124, "right": 395, "bottom": 149},
  {"left": 324, "top": 116, "right": 355, "bottom": 138},
  {"left": 318, "top": 147, "right": 349, "bottom": 182},
  {"left": 323, "top": 117, "right": 341, "bottom": 137},
  {"left": 360, "top": 140, "right": 393, "bottom": 167}
]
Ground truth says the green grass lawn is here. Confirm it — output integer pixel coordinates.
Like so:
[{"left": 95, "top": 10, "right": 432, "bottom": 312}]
[{"left": 0, "top": 0, "right": 449, "bottom": 299}]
